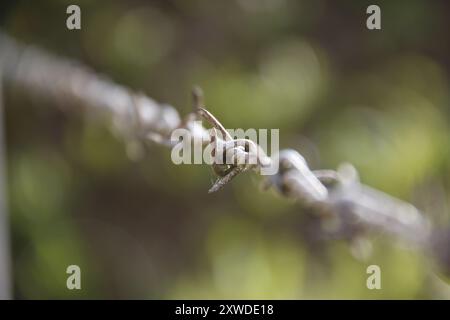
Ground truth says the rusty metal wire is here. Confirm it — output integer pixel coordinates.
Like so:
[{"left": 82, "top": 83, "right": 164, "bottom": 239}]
[{"left": 0, "top": 31, "right": 446, "bottom": 274}]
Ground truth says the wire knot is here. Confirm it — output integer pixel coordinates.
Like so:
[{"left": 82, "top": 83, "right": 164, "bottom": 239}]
[{"left": 269, "top": 149, "right": 329, "bottom": 206}]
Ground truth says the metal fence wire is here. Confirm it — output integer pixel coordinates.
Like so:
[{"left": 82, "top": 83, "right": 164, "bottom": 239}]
[{"left": 1, "top": 31, "right": 449, "bottom": 281}]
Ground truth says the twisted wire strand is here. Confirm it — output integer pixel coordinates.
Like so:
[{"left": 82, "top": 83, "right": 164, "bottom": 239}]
[{"left": 0, "top": 31, "right": 437, "bottom": 260}]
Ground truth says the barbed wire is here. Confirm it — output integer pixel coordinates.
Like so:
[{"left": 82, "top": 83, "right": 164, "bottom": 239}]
[{"left": 1, "top": 31, "right": 448, "bottom": 275}]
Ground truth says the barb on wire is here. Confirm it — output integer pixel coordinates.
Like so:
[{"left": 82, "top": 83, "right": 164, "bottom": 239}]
[
  {"left": 197, "top": 107, "right": 245, "bottom": 193},
  {"left": 196, "top": 105, "right": 274, "bottom": 192}
]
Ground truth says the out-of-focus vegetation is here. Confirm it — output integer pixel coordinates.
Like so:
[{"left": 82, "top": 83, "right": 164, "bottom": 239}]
[{"left": 1, "top": 0, "right": 450, "bottom": 298}]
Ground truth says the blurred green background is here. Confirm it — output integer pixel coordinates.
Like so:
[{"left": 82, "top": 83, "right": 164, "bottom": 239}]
[{"left": 1, "top": 0, "right": 450, "bottom": 299}]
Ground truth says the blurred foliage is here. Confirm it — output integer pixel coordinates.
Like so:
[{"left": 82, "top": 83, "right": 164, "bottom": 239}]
[{"left": 1, "top": 0, "right": 450, "bottom": 298}]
